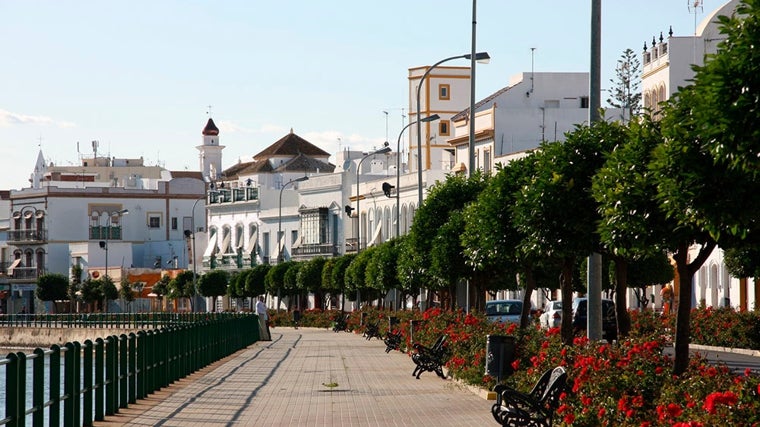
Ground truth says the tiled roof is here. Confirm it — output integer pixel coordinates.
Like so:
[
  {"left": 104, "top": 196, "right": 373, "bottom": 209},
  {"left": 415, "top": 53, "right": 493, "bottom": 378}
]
[
  {"left": 451, "top": 85, "right": 512, "bottom": 122},
  {"left": 276, "top": 153, "right": 335, "bottom": 173},
  {"left": 202, "top": 118, "right": 219, "bottom": 136},
  {"left": 222, "top": 160, "right": 256, "bottom": 177},
  {"left": 254, "top": 131, "right": 330, "bottom": 159}
]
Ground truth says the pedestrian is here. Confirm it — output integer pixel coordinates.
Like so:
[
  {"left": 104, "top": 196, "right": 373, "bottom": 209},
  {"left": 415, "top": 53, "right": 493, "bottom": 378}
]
[
  {"left": 660, "top": 283, "right": 673, "bottom": 314},
  {"left": 256, "top": 296, "right": 271, "bottom": 341}
]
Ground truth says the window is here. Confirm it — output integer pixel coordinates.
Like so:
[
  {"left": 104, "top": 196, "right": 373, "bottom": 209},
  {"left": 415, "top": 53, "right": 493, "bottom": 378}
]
[
  {"left": 439, "top": 120, "right": 450, "bottom": 136},
  {"left": 300, "top": 207, "right": 329, "bottom": 245},
  {"left": 147, "top": 213, "right": 162, "bottom": 228},
  {"left": 439, "top": 84, "right": 450, "bottom": 100},
  {"left": 484, "top": 150, "right": 491, "bottom": 173},
  {"left": 580, "top": 97, "right": 589, "bottom": 108},
  {"left": 171, "top": 217, "right": 178, "bottom": 230}
]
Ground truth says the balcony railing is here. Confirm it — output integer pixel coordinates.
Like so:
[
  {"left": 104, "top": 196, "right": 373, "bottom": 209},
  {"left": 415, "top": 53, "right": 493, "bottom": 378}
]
[
  {"left": 209, "top": 187, "right": 258, "bottom": 204},
  {"left": 292, "top": 244, "right": 339, "bottom": 257},
  {"left": 89, "top": 225, "right": 123, "bottom": 240},
  {"left": 8, "top": 229, "right": 48, "bottom": 243},
  {"left": 8, "top": 267, "right": 45, "bottom": 280}
]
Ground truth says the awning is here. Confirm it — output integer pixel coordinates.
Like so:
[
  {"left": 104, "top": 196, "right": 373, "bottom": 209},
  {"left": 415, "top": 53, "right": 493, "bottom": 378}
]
[
  {"left": 246, "top": 229, "right": 258, "bottom": 255},
  {"left": 451, "top": 162, "right": 467, "bottom": 173},
  {"left": 272, "top": 235, "right": 284, "bottom": 262},
  {"left": 235, "top": 232, "right": 244, "bottom": 251},
  {"left": 7, "top": 258, "right": 21, "bottom": 275},
  {"left": 368, "top": 222, "right": 383, "bottom": 247},
  {"left": 291, "top": 235, "right": 302, "bottom": 249},
  {"left": 203, "top": 233, "right": 219, "bottom": 257},
  {"left": 220, "top": 231, "right": 232, "bottom": 255}
]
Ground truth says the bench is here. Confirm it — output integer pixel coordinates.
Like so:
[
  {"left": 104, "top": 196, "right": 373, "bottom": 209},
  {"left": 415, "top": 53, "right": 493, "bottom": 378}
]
[
  {"left": 491, "top": 366, "right": 567, "bottom": 427},
  {"left": 411, "top": 335, "right": 451, "bottom": 379},
  {"left": 332, "top": 313, "right": 348, "bottom": 333},
  {"left": 383, "top": 329, "right": 403, "bottom": 353},
  {"left": 363, "top": 321, "right": 382, "bottom": 341}
]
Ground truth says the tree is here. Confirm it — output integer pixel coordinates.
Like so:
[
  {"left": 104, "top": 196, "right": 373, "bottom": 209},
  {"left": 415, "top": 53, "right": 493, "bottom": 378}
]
[
  {"left": 119, "top": 277, "right": 136, "bottom": 312},
  {"left": 514, "top": 120, "right": 622, "bottom": 345},
  {"left": 623, "top": 252, "right": 674, "bottom": 309},
  {"left": 345, "top": 248, "right": 374, "bottom": 304},
  {"left": 169, "top": 270, "right": 197, "bottom": 311},
  {"left": 405, "top": 171, "right": 487, "bottom": 308},
  {"left": 283, "top": 262, "right": 302, "bottom": 309},
  {"left": 245, "top": 264, "right": 270, "bottom": 300},
  {"left": 607, "top": 48, "right": 642, "bottom": 122},
  {"left": 36, "top": 273, "right": 69, "bottom": 313},
  {"left": 265, "top": 261, "right": 292, "bottom": 308},
  {"left": 100, "top": 277, "right": 118, "bottom": 312},
  {"left": 297, "top": 257, "right": 326, "bottom": 308},
  {"left": 69, "top": 264, "right": 83, "bottom": 313},
  {"left": 151, "top": 274, "right": 170, "bottom": 311},
  {"left": 329, "top": 254, "right": 355, "bottom": 309},
  {"left": 80, "top": 278, "right": 103, "bottom": 312},
  {"left": 366, "top": 240, "right": 401, "bottom": 309},
  {"left": 198, "top": 270, "right": 229, "bottom": 312}
]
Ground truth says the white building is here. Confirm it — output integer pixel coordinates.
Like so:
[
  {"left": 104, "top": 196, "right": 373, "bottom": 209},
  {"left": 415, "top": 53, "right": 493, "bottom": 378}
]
[{"left": 4, "top": 144, "right": 207, "bottom": 314}]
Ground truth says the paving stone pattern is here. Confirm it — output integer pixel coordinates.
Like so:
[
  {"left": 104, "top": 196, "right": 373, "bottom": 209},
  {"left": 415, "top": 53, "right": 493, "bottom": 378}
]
[{"left": 95, "top": 327, "right": 495, "bottom": 426}]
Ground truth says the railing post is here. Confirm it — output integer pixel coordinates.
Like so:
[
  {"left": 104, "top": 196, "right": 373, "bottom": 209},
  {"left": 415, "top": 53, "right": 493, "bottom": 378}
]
[
  {"left": 49, "top": 345, "right": 61, "bottom": 426},
  {"left": 74, "top": 341, "right": 82, "bottom": 426},
  {"left": 83, "top": 340, "right": 93, "bottom": 427},
  {"left": 105, "top": 336, "right": 116, "bottom": 416},
  {"left": 32, "top": 348, "right": 45, "bottom": 427},
  {"left": 63, "top": 342, "right": 75, "bottom": 426},
  {"left": 94, "top": 338, "right": 105, "bottom": 421},
  {"left": 136, "top": 331, "right": 147, "bottom": 399},
  {"left": 128, "top": 332, "right": 137, "bottom": 404},
  {"left": 119, "top": 334, "right": 128, "bottom": 408},
  {"left": 5, "top": 352, "right": 20, "bottom": 427}
]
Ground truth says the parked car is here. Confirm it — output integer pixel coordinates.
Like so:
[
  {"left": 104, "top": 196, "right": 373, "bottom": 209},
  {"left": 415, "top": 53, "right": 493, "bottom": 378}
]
[
  {"left": 539, "top": 300, "right": 562, "bottom": 329},
  {"left": 571, "top": 297, "right": 618, "bottom": 342},
  {"left": 485, "top": 299, "right": 524, "bottom": 324}
]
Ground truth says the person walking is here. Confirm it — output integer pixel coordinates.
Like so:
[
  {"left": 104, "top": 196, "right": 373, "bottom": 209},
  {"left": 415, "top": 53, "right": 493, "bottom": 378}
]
[{"left": 256, "top": 296, "right": 271, "bottom": 341}]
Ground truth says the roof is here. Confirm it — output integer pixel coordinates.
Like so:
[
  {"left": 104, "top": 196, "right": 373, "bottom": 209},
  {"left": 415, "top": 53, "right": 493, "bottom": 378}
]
[
  {"left": 170, "top": 171, "right": 204, "bottom": 180},
  {"left": 202, "top": 118, "right": 219, "bottom": 136},
  {"left": 451, "top": 85, "right": 512, "bottom": 122},
  {"left": 222, "top": 160, "right": 257, "bottom": 178},
  {"left": 253, "top": 130, "right": 330, "bottom": 159},
  {"left": 277, "top": 153, "right": 335, "bottom": 173}
]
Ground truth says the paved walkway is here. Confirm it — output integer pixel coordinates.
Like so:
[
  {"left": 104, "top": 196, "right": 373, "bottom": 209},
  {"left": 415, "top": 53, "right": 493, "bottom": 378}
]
[{"left": 95, "top": 327, "right": 496, "bottom": 426}]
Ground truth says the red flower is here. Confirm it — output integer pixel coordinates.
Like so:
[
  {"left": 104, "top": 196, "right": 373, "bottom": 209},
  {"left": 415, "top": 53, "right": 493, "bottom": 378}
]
[
  {"left": 703, "top": 391, "right": 738, "bottom": 414},
  {"left": 511, "top": 359, "right": 520, "bottom": 371}
]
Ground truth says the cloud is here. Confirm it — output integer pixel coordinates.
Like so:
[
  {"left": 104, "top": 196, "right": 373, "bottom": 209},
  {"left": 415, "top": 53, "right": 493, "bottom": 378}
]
[
  {"left": 217, "top": 120, "right": 290, "bottom": 135},
  {"left": 0, "top": 109, "right": 75, "bottom": 128}
]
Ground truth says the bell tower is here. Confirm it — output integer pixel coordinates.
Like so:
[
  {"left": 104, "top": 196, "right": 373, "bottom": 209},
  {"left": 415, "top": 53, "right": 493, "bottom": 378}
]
[{"left": 197, "top": 118, "right": 225, "bottom": 181}]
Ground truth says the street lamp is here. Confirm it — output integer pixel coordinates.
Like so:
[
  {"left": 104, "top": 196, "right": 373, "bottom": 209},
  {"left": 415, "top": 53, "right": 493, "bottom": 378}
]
[
  {"left": 278, "top": 176, "right": 309, "bottom": 263},
  {"left": 396, "top": 115, "right": 439, "bottom": 239},
  {"left": 415, "top": 52, "right": 490, "bottom": 207},
  {"left": 187, "top": 196, "right": 207, "bottom": 312},
  {"left": 99, "top": 209, "right": 128, "bottom": 280},
  {"left": 355, "top": 145, "right": 391, "bottom": 307}
]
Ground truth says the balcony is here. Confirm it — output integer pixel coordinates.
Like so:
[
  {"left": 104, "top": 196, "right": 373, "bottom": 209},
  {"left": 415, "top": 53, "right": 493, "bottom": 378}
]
[
  {"left": 292, "top": 244, "right": 339, "bottom": 258},
  {"left": 8, "top": 267, "right": 45, "bottom": 281},
  {"left": 8, "top": 229, "right": 48, "bottom": 244},
  {"left": 209, "top": 187, "right": 258, "bottom": 204},
  {"left": 89, "top": 225, "right": 123, "bottom": 240}
]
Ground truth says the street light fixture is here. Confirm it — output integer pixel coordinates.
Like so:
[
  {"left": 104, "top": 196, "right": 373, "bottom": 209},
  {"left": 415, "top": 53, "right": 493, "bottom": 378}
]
[
  {"left": 396, "top": 114, "right": 439, "bottom": 239},
  {"left": 187, "top": 196, "right": 208, "bottom": 312},
  {"left": 99, "top": 209, "right": 128, "bottom": 281},
  {"left": 278, "top": 176, "right": 309, "bottom": 264},
  {"left": 415, "top": 52, "right": 490, "bottom": 207}
]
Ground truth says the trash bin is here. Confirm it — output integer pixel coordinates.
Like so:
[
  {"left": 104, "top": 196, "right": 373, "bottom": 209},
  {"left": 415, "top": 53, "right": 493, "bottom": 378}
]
[{"left": 486, "top": 335, "right": 516, "bottom": 381}]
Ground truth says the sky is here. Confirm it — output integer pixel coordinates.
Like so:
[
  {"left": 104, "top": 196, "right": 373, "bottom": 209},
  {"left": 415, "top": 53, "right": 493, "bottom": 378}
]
[{"left": 0, "top": 1, "right": 723, "bottom": 191}]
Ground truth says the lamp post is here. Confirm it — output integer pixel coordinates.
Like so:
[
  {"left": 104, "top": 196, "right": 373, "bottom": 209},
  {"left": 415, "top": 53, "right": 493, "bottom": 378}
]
[
  {"left": 278, "top": 176, "right": 309, "bottom": 264},
  {"left": 396, "top": 115, "right": 439, "bottom": 239},
  {"left": 355, "top": 145, "right": 392, "bottom": 307},
  {"left": 188, "top": 196, "right": 207, "bottom": 312},
  {"left": 99, "top": 209, "right": 128, "bottom": 280},
  {"left": 415, "top": 52, "right": 490, "bottom": 207}
]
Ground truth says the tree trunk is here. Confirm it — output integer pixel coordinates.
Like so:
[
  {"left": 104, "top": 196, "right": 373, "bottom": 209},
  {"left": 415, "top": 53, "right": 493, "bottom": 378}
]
[
  {"left": 614, "top": 257, "right": 631, "bottom": 337},
  {"left": 672, "top": 240, "right": 716, "bottom": 375},
  {"left": 560, "top": 258, "right": 575, "bottom": 346},
  {"left": 520, "top": 267, "right": 536, "bottom": 329}
]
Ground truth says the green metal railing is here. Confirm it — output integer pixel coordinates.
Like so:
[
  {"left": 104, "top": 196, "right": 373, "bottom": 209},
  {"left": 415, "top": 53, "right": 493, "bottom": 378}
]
[
  {"left": 0, "top": 312, "right": 219, "bottom": 329},
  {"left": 2, "top": 312, "right": 259, "bottom": 427}
]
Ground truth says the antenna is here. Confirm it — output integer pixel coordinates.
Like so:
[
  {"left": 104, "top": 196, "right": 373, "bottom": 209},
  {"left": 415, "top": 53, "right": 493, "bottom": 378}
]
[
  {"left": 528, "top": 48, "right": 536, "bottom": 97},
  {"left": 206, "top": 104, "right": 213, "bottom": 116},
  {"left": 688, "top": 0, "right": 703, "bottom": 64},
  {"left": 383, "top": 110, "right": 389, "bottom": 143}
]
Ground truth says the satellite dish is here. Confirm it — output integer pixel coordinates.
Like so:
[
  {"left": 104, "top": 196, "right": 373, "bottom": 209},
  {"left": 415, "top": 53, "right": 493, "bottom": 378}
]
[{"left": 342, "top": 159, "right": 352, "bottom": 171}]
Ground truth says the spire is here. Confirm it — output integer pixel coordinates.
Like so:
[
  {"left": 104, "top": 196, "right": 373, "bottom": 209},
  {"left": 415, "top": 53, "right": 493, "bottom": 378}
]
[{"left": 202, "top": 118, "right": 219, "bottom": 136}]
